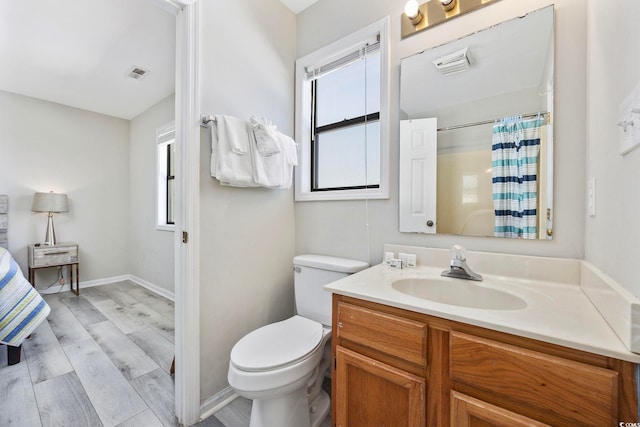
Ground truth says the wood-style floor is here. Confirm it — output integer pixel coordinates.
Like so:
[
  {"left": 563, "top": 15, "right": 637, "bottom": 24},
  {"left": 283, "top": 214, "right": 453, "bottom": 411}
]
[{"left": 0, "top": 281, "right": 332, "bottom": 427}]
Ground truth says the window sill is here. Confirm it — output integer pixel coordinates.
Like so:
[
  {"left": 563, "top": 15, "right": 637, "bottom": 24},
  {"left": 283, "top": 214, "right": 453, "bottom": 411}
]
[
  {"left": 156, "top": 224, "right": 175, "bottom": 232},
  {"left": 295, "top": 187, "right": 389, "bottom": 202}
]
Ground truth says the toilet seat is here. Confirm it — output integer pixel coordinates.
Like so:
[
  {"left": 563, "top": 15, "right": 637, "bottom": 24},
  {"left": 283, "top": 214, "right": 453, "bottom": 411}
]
[{"left": 230, "top": 315, "right": 324, "bottom": 372}]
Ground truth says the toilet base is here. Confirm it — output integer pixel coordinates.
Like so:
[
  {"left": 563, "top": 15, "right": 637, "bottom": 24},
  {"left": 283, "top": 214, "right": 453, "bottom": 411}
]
[
  {"left": 249, "top": 385, "right": 305, "bottom": 427},
  {"left": 249, "top": 387, "right": 330, "bottom": 427},
  {"left": 309, "top": 389, "right": 330, "bottom": 427}
]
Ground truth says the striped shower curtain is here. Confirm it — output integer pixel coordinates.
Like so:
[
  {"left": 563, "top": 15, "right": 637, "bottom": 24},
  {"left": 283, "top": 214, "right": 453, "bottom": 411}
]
[{"left": 491, "top": 115, "right": 544, "bottom": 239}]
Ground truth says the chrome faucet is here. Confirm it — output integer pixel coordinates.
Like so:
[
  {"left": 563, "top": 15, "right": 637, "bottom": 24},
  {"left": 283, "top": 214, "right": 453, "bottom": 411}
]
[{"left": 441, "top": 245, "right": 483, "bottom": 281}]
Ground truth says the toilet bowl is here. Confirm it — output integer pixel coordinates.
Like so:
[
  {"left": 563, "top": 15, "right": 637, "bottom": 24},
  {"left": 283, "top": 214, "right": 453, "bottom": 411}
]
[
  {"left": 229, "top": 316, "right": 331, "bottom": 427},
  {"left": 227, "top": 255, "right": 369, "bottom": 427}
]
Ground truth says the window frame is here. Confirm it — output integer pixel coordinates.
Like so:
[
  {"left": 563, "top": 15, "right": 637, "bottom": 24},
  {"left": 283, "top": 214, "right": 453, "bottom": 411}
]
[
  {"left": 156, "top": 122, "right": 175, "bottom": 231},
  {"left": 295, "top": 17, "right": 390, "bottom": 201},
  {"left": 166, "top": 142, "right": 175, "bottom": 225}
]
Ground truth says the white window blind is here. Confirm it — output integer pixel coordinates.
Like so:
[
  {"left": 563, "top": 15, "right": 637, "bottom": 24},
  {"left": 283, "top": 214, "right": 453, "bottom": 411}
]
[
  {"left": 158, "top": 128, "right": 175, "bottom": 144},
  {"left": 304, "top": 38, "right": 380, "bottom": 82}
]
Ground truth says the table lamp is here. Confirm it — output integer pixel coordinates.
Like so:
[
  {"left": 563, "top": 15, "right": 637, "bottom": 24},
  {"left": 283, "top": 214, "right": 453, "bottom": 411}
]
[{"left": 32, "top": 191, "right": 69, "bottom": 245}]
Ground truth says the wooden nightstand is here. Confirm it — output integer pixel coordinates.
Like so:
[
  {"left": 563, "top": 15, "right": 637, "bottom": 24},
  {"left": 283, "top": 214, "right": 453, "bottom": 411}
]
[{"left": 28, "top": 242, "right": 79, "bottom": 295}]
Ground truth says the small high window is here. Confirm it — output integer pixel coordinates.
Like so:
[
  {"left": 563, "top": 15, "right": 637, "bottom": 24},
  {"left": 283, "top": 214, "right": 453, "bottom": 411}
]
[{"left": 157, "top": 123, "right": 175, "bottom": 230}]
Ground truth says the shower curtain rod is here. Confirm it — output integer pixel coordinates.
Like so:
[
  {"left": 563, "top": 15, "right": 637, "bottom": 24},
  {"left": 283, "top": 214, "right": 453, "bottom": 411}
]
[{"left": 437, "top": 111, "right": 551, "bottom": 132}]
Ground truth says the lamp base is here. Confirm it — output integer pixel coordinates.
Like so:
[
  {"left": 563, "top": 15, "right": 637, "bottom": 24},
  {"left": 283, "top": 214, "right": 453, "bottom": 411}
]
[{"left": 44, "top": 212, "right": 57, "bottom": 246}]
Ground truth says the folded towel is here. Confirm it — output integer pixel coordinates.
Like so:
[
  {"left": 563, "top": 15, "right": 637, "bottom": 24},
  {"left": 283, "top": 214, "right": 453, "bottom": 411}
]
[
  {"left": 0, "top": 248, "right": 50, "bottom": 346},
  {"left": 210, "top": 115, "right": 297, "bottom": 189},
  {"left": 250, "top": 116, "right": 281, "bottom": 156},
  {"left": 217, "top": 115, "right": 250, "bottom": 155},
  {"left": 211, "top": 118, "right": 259, "bottom": 187}
]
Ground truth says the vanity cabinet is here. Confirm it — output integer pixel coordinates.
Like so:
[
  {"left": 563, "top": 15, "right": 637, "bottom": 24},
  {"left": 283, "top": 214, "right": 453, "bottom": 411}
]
[{"left": 332, "top": 295, "right": 638, "bottom": 427}]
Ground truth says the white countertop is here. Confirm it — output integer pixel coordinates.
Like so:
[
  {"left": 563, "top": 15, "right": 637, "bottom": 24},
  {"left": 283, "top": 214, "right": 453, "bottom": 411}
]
[{"left": 325, "top": 263, "right": 640, "bottom": 363}]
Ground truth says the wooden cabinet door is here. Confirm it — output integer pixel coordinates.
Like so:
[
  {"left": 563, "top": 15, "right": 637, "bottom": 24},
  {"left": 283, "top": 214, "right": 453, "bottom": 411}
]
[
  {"left": 335, "top": 345, "right": 426, "bottom": 427},
  {"left": 451, "top": 391, "right": 550, "bottom": 427}
]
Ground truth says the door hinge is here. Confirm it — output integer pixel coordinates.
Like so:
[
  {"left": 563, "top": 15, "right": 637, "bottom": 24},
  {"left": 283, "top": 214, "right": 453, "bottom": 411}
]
[{"left": 182, "top": 231, "right": 188, "bottom": 244}]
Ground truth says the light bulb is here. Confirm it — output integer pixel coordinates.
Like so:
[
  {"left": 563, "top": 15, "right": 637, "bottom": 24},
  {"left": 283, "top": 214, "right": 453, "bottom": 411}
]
[
  {"left": 440, "top": 0, "right": 457, "bottom": 11},
  {"left": 404, "top": 0, "right": 420, "bottom": 19}
]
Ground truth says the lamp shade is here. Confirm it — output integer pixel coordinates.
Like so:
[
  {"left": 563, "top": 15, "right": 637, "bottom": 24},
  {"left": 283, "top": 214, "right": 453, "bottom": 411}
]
[{"left": 32, "top": 192, "right": 69, "bottom": 213}]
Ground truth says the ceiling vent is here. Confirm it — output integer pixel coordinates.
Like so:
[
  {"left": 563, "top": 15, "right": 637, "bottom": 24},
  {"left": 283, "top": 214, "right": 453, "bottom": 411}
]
[
  {"left": 127, "top": 65, "right": 150, "bottom": 80},
  {"left": 432, "top": 47, "right": 471, "bottom": 76}
]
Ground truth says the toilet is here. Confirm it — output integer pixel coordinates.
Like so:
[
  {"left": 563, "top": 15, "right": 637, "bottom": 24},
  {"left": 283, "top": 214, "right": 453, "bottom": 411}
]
[{"left": 228, "top": 254, "right": 369, "bottom": 427}]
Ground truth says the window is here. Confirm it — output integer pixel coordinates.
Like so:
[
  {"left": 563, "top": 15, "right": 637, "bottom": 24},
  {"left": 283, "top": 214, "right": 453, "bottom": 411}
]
[
  {"left": 157, "top": 123, "right": 175, "bottom": 230},
  {"left": 295, "top": 17, "right": 390, "bottom": 201}
]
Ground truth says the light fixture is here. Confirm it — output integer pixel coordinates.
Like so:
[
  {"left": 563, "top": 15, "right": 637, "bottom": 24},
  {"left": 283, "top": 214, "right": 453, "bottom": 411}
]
[
  {"left": 432, "top": 47, "right": 471, "bottom": 75},
  {"left": 401, "top": 0, "right": 501, "bottom": 39},
  {"left": 32, "top": 191, "right": 69, "bottom": 246}
]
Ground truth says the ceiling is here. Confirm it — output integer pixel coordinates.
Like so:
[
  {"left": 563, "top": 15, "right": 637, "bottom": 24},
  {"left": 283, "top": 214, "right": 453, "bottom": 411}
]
[
  {"left": 0, "top": 0, "right": 176, "bottom": 120},
  {"left": 279, "top": 0, "right": 319, "bottom": 14},
  {"left": 0, "top": 0, "right": 317, "bottom": 121}
]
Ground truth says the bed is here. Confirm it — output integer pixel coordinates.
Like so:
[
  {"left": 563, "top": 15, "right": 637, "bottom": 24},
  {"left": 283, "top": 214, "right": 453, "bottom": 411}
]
[{"left": 0, "top": 246, "right": 50, "bottom": 365}]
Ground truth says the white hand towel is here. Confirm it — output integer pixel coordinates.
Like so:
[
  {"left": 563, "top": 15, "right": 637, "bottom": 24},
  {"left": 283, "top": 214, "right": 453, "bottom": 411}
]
[
  {"left": 217, "top": 115, "right": 250, "bottom": 154},
  {"left": 250, "top": 116, "right": 281, "bottom": 156}
]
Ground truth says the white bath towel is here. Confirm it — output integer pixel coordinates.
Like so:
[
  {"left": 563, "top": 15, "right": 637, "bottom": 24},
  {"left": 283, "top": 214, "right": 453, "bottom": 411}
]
[
  {"left": 279, "top": 133, "right": 298, "bottom": 189},
  {"left": 210, "top": 119, "right": 258, "bottom": 187},
  {"left": 251, "top": 130, "right": 298, "bottom": 189}
]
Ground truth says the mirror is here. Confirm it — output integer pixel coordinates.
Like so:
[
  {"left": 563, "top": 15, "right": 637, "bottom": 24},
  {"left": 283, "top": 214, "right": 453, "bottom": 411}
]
[{"left": 400, "top": 6, "right": 554, "bottom": 239}]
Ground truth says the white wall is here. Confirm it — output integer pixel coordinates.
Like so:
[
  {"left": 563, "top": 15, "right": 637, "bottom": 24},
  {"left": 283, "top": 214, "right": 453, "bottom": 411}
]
[
  {"left": 197, "top": 0, "right": 297, "bottom": 400},
  {"left": 0, "top": 90, "right": 130, "bottom": 282},
  {"left": 295, "top": 0, "right": 587, "bottom": 265},
  {"left": 129, "top": 94, "right": 176, "bottom": 295},
  {"left": 585, "top": 0, "right": 640, "bottom": 296}
]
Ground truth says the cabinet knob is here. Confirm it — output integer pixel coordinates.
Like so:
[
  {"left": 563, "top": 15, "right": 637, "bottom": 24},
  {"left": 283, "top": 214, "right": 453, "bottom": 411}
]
[{"left": 426, "top": 220, "right": 434, "bottom": 227}]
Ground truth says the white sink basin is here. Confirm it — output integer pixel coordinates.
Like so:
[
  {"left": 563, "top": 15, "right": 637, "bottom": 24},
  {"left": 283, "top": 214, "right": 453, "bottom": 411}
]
[{"left": 392, "top": 278, "right": 527, "bottom": 311}]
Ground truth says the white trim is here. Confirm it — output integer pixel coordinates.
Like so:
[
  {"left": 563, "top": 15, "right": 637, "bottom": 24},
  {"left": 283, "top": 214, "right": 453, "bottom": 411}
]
[
  {"left": 294, "top": 16, "right": 391, "bottom": 202},
  {"left": 35, "top": 274, "right": 175, "bottom": 298},
  {"left": 37, "top": 274, "right": 131, "bottom": 295},
  {"left": 156, "top": 122, "right": 176, "bottom": 229},
  {"left": 36, "top": 274, "right": 176, "bottom": 301},
  {"left": 128, "top": 275, "right": 175, "bottom": 301},
  {"left": 199, "top": 387, "right": 240, "bottom": 422},
  {"left": 81, "top": 275, "right": 131, "bottom": 288},
  {"left": 174, "top": 2, "right": 201, "bottom": 426}
]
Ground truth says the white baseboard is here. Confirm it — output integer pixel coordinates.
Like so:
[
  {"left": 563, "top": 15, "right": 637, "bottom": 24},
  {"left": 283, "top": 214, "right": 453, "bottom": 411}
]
[
  {"left": 38, "top": 274, "right": 131, "bottom": 295},
  {"left": 38, "top": 273, "right": 175, "bottom": 302},
  {"left": 199, "top": 387, "right": 239, "bottom": 422},
  {"left": 82, "top": 275, "right": 132, "bottom": 288},
  {"left": 128, "top": 275, "right": 175, "bottom": 301}
]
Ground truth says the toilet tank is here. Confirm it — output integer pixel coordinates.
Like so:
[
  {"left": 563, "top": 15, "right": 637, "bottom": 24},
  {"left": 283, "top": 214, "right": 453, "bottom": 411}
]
[{"left": 293, "top": 255, "right": 369, "bottom": 327}]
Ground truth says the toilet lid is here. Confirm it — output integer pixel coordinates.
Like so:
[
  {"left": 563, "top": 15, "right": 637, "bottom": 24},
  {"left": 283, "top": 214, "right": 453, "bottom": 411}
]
[{"left": 230, "top": 316, "right": 324, "bottom": 372}]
